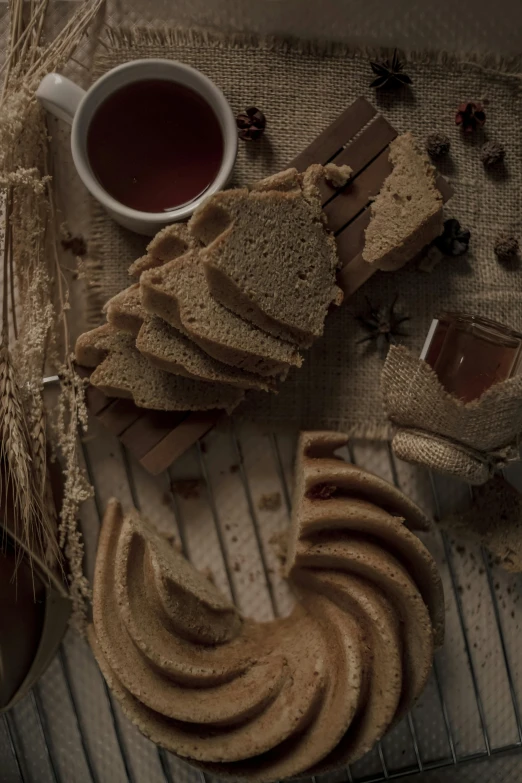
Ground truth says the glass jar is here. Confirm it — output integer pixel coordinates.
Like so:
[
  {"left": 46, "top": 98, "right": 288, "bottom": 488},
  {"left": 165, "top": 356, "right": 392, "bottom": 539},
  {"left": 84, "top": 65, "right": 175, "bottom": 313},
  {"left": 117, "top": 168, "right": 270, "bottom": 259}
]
[{"left": 421, "top": 312, "right": 522, "bottom": 403}]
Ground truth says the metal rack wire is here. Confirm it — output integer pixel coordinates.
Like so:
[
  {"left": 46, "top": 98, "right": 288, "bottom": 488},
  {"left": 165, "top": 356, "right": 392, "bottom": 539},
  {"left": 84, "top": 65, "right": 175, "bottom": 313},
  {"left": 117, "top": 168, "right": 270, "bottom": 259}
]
[{"left": 2, "top": 423, "right": 522, "bottom": 783}]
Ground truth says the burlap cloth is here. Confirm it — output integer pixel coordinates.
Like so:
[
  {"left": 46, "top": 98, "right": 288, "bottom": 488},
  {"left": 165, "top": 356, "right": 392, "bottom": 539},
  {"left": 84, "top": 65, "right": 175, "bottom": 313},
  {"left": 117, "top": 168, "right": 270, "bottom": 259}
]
[
  {"left": 382, "top": 345, "right": 522, "bottom": 484},
  {"left": 87, "top": 27, "right": 522, "bottom": 437}
]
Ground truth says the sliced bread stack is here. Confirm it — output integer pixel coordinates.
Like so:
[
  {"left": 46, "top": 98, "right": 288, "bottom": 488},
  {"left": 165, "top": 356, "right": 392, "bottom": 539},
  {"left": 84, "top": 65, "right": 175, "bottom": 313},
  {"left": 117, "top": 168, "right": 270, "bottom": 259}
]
[{"left": 75, "top": 164, "right": 350, "bottom": 413}]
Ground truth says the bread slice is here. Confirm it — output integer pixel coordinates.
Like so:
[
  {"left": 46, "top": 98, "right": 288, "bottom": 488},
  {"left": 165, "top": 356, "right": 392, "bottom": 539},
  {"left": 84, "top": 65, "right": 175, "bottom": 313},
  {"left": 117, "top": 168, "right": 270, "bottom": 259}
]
[
  {"left": 136, "top": 316, "right": 276, "bottom": 392},
  {"left": 129, "top": 223, "right": 197, "bottom": 279},
  {"left": 106, "top": 275, "right": 275, "bottom": 391},
  {"left": 75, "top": 325, "right": 243, "bottom": 413},
  {"left": 363, "top": 132, "right": 444, "bottom": 272},
  {"left": 105, "top": 285, "right": 144, "bottom": 337},
  {"left": 197, "top": 177, "right": 342, "bottom": 347},
  {"left": 140, "top": 250, "right": 302, "bottom": 377}
]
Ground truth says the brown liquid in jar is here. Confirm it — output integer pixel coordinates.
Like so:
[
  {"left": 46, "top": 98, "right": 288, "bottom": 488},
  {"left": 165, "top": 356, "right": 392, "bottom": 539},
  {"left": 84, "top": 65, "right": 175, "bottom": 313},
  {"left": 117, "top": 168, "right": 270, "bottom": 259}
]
[{"left": 425, "top": 313, "right": 522, "bottom": 403}]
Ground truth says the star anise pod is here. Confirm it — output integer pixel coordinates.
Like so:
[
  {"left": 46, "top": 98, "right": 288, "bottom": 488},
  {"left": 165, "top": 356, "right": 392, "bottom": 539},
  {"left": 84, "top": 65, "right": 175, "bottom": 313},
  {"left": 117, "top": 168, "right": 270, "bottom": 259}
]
[
  {"left": 356, "top": 295, "right": 410, "bottom": 346},
  {"left": 369, "top": 50, "right": 412, "bottom": 89},
  {"left": 455, "top": 101, "right": 486, "bottom": 133},
  {"left": 236, "top": 107, "right": 266, "bottom": 141},
  {"left": 434, "top": 219, "right": 471, "bottom": 256}
]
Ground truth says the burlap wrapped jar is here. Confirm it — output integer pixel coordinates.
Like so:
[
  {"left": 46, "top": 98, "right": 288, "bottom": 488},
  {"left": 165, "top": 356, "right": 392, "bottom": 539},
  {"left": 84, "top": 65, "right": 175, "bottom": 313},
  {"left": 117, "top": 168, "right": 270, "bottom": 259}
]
[{"left": 381, "top": 345, "right": 522, "bottom": 485}]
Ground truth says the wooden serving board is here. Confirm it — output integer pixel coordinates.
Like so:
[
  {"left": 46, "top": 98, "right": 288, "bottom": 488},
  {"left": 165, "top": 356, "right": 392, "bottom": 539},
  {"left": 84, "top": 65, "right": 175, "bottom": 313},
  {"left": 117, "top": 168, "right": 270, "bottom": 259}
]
[
  {"left": 82, "top": 96, "right": 452, "bottom": 474},
  {"left": 290, "top": 96, "right": 453, "bottom": 297}
]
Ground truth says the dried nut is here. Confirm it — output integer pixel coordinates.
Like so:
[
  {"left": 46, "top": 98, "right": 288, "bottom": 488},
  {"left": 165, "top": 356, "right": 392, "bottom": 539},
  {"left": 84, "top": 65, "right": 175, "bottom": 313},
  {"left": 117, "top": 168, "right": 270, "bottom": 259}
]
[
  {"left": 236, "top": 107, "right": 266, "bottom": 141},
  {"left": 425, "top": 132, "right": 451, "bottom": 158}
]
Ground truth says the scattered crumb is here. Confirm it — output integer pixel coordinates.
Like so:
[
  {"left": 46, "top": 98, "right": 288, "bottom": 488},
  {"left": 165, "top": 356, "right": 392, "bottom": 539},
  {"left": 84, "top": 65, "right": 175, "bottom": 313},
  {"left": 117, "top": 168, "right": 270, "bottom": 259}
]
[
  {"left": 512, "top": 611, "right": 515, "bottom": 619},
  {"left": 324, "top": 162, "right": 352, "bottom": 188},
  {"left": 158, "top": 530, "right": 182, "bottom": 552},
  {"left": 225, "top": 524, "right": 231, "bottom": 532},
  {"left": 269, "top": 531, "right": 288, "bottom": 568},
  {"left": 231, "top": 536, "right": 238, "bottom": 543},
  {"left": 200, "top": 566, "right": 216, "bottom": 586},
  {"left": 258, "top": 492, "right": 282, "bottom": 512},
  {"left": 456, "top": 544, "right": 466, "bottom": 555},
  {"left": 249, "top": 573, "right": 255, "bottom": 583},
  {"left": 233, "top": 562, "right": 241, "bottom": 573},
  {"left": 170, "top": 478, "right": 201, "bottom": 500},
  {"left": 229, "top": 464, "right": 239, "bottom": 474}
]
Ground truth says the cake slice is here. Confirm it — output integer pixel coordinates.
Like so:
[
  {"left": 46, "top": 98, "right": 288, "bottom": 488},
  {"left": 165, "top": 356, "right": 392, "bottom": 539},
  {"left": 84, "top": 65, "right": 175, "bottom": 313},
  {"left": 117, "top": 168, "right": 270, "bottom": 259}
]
[
  {"left": 140, "top": 251, "right": 302, "bottom": 377},
  {"left": 106, "top": 282, "right": 274, "bottom": 391},
  {"left": 136, "top": 316, "right": 277, "bottom": 392},
  {"left": 105, "top": 285, "right": 144, "bottom": 336},
  {"left": 196, "top": 169, "right": 344, "bottom": 347},
  {"left": 129, "top": 222, "right": 197, "bottom": 279},
  {"left": 362, "top": 132, "right": 444, "bottom": 272},
  {"left": 75, "top": 325, "right": 243, "bottom": 413}
]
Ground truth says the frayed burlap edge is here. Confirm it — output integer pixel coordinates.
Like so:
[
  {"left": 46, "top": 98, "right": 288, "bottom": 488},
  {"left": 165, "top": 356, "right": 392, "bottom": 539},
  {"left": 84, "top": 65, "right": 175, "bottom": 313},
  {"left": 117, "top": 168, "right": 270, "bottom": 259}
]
[{"left": 102, "top": 25, "right": 522, "bottom": 76}]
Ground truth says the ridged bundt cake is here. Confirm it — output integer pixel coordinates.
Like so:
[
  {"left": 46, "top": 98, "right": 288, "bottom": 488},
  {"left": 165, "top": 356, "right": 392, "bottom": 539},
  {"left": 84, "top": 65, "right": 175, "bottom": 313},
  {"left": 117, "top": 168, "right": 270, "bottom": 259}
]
[{"left": 89, "top": 431, "right": 444, "bottom": 782}]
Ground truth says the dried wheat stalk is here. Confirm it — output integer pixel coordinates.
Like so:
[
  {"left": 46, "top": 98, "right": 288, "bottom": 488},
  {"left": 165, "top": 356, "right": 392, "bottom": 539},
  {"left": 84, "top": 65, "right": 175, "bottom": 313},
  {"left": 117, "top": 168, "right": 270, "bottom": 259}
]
[{"left": 0, "top": 0, "right": 104, "bottom": 628}]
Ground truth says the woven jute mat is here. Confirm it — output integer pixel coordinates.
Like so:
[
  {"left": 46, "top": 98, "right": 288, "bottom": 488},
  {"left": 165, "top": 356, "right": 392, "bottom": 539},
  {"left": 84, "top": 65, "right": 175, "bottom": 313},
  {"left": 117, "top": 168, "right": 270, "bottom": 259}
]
[{"left": 87, "top": 27, "right": 522, "bottom": 438}]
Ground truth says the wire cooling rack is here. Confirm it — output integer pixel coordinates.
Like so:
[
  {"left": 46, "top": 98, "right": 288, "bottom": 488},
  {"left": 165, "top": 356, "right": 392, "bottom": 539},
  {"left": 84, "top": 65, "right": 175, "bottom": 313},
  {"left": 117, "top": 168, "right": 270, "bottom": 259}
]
[{"left": 2, "top": 420, "right": 522, "bottom": 783}]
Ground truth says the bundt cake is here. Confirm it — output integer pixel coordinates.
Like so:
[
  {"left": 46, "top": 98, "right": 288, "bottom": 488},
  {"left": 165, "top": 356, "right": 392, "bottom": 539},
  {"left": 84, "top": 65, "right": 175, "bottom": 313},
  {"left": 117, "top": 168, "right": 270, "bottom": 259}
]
[{"left": 89, "top": 431, "right": 444, "bottom": 782}]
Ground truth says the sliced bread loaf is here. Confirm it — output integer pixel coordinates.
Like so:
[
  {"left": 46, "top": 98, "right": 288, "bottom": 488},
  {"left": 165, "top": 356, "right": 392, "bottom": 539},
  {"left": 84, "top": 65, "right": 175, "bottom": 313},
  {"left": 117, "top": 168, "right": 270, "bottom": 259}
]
[
  {"left": 196, "top": 178, "right": 342, "bottom": 347},
  {"left": 363, "top": 132, "right": 444, "bottom": 272},
  {"left": 136, "top": 316, "right": 276, "bottom": 392},
  {"left": 140, "top": 250, "right": 302, "bottom": 377},
  {"left": 105, "top": 285, "right": 144, "bottom": 337},
  {"left": 75, "top": 324, "right": 244, "bottom": 413}
]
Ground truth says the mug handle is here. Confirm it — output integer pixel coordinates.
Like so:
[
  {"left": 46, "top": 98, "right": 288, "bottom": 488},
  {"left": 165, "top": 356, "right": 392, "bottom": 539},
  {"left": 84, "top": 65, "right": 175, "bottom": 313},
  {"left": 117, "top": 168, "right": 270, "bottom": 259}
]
[{"left": 36, "top": 73, "right": 86, "bottom": 125}]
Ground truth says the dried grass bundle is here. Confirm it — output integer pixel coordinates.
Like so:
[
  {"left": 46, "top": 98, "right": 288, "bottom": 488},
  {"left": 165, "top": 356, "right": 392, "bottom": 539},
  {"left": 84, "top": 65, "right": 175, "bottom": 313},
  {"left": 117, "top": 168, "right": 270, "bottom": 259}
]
[{"left": 0, "top": 0, "right": 104, "bottom": 628}]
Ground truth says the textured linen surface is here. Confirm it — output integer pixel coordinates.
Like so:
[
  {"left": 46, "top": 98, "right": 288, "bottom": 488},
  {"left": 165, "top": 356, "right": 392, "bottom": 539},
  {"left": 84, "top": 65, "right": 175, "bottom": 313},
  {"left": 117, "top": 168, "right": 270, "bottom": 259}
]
[{"left": 87, "top": 28, "right": 522, "bottom": 437}]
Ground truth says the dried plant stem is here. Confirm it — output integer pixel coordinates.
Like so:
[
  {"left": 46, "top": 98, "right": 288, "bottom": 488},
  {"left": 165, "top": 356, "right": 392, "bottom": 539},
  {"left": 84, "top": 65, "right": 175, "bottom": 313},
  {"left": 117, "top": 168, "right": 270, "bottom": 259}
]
[{"left": 0, "top": 0, "right": 104, "bottom": 626}]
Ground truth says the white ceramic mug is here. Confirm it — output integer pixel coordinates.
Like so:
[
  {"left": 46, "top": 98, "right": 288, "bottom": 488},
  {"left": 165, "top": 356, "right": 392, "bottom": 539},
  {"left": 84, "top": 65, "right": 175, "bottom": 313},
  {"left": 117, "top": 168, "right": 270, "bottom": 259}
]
[{"left": 36, "top": 60, "right": 237, "bottom": 235}]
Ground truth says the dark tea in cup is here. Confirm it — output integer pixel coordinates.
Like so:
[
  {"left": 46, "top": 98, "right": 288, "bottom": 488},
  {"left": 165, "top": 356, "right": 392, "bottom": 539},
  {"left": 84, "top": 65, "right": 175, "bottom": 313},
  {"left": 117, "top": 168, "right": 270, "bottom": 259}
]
[{"left": 86, "top": 79, "right": 224, "bottom": 213}]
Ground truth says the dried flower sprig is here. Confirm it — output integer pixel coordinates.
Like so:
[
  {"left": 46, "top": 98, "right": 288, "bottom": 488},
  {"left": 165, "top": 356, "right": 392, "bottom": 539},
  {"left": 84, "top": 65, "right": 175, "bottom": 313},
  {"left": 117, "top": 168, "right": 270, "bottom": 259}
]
[{"left": 0, "top": 0, "right": 103, "bottom": 628}]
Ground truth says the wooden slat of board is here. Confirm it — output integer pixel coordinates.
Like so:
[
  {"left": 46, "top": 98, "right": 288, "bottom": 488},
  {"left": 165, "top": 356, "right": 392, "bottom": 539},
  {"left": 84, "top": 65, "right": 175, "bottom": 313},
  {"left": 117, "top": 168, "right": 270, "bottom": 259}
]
[
  {"left": 96, "top": 398, "right": 144, "bottom": 437},
  {"left": 119, "top": 410, "right": 189, "bottom": 461},
  {"left": 84, "top": 383, "right": 113, "bottom": 417},
  {"left": 318, "top": 115, "right": 397, "bottom": 203},
  {"left": 337, "top": 251, "right": 375, "bottom": 299},
  {"left": 289, "top": 97, "right": 377, "bottom": 172},
  {"left": 139, "top": 412, "right": 222, "bottom": 475},
  {"left": 324, "top": 147, "right": 393, "bottom": 233},
  {"left": 335, "top": 208, "right": 372, "bottom": 269}
]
